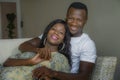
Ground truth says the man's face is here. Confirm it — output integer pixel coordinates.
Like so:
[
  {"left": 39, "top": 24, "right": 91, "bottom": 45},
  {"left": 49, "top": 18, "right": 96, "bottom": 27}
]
[{"left": 66, "top": 7, "right": 87, "bottom": 37}]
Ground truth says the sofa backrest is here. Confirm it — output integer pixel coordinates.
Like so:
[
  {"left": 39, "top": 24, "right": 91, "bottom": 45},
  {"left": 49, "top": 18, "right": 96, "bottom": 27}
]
[{"left": 0, "top": 38, "right": 31, "bottom": 64}]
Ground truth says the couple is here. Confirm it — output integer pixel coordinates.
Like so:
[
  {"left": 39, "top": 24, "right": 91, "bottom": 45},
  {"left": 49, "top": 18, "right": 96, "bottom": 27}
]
[{"left": 1, "top": 2, "right": 97, "bottom": 80}]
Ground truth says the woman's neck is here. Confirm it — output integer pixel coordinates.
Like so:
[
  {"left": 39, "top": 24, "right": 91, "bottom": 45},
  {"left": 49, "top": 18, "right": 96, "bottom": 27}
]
[{"left": 45, "top": 43, "right": 58, "bottom": 52}]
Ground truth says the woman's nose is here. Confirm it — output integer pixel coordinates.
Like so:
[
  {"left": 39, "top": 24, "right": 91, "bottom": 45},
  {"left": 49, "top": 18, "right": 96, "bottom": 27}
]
[{"left": 54, "top": 31, "right": 59, "bottom": 35}]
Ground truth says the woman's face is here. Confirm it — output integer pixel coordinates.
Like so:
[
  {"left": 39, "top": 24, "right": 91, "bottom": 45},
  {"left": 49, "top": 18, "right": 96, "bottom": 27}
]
[{"left": 47, "top": 23, "right": 66, "bottom": 46}]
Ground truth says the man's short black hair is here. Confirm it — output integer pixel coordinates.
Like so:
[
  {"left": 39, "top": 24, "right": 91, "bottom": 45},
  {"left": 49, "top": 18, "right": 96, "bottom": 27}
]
[{"left": 67, "top": 2, "right": 88, "bottom": 17}]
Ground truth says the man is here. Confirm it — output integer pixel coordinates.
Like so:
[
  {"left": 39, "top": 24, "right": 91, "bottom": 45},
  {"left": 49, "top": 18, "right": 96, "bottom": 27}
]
[{"left": 19, "top": 2, "right": 97, "bottom": 80}]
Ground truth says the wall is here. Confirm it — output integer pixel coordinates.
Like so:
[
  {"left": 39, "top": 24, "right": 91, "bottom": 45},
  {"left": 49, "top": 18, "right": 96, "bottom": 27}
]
[
  {"left": 0, "top": 3, "right": 2, "bottom": 38},
  {"left": 81, "top": 0, "right": 120, "bottom": 56},
  {"left": 20, "top": 0, "right": 120, "bottom": 79},
  {"left": 20, "top": 0, "right": 73, "bottom": 37}
]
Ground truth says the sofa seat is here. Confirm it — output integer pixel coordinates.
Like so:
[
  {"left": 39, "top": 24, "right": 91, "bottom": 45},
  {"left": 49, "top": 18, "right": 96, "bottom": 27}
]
[{"left": 0, "top": 38, "right": 117, "bottom": 80}]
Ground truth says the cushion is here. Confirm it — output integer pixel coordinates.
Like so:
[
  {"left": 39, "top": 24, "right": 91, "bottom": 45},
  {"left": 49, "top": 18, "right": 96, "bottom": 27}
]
[{"left": 0, "top": 38, "right": 30, "bottom": 64}]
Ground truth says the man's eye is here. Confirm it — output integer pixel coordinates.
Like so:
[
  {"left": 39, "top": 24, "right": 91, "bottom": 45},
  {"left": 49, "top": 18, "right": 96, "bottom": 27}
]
[
  {"left": 67, "top": 18, "right": 73, "bottom": 21},
  {"left": 68, "top": 18, "right": 72, "bottom": 20},
  {"left": 77, "top": 19, "right": 83, "bottom": 22}
]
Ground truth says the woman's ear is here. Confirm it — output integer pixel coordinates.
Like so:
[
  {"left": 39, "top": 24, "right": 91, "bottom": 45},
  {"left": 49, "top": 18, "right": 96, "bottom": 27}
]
[{"left": 59, "top": 42, "right": 65, "bottom": 51}]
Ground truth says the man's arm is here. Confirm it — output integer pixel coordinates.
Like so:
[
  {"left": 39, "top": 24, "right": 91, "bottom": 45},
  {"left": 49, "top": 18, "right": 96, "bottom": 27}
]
[
  {"left": 19, "top": 37, "right": 51, "bottom": 60},
  {"left": 33, "top": 61, "right": 95, "bottom": 80},
  {"left": 19, "top": 37, "right": 41, "bottom": 53}
]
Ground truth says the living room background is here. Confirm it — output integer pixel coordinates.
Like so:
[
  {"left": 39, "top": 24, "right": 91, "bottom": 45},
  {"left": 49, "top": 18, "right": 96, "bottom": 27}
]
[{"left": 8, "top": 0, "right": 120, "bottom": 79}]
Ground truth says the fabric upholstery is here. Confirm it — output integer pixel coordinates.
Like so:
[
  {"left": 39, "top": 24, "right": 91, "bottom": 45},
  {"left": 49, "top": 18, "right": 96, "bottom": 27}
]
[
  {"left": 0, "top": 38, "right": 31, "bottom": 64},
  {"left": 91, "top": 57, "right": 117, "bottom": 80}
]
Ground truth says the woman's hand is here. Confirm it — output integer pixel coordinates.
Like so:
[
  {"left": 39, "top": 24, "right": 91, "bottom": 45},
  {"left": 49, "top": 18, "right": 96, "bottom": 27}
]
[{"left": 30, "top": 53, "right": 43, "bottom": 65}]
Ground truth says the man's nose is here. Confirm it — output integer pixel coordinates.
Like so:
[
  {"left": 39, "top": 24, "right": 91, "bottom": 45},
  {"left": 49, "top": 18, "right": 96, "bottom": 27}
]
[{"left": 71, "top": 20, "right": 77, "bottom": 26}]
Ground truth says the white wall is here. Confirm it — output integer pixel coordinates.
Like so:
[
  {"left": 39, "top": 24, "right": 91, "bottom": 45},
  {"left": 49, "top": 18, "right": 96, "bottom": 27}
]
[
  {"left": 21, "top": 0, "right": 76, "bottom": 37},
  {"left": 0, "top": 3, "right": 2, "bottom": 38}
]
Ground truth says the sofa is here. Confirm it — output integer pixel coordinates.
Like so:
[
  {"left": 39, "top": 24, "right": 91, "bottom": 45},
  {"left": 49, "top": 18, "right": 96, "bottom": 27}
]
[{"left": 0, "top": 38, "right": 117, "bottom": 80}]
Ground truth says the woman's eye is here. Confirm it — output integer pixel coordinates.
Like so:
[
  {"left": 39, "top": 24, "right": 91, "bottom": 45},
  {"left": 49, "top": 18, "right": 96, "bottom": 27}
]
[
  {"left": 51, "top": 28, "right": 55, "bottom": 30},
  {"left": 59, "top": 32, "right": 64, "bottom": 35}
]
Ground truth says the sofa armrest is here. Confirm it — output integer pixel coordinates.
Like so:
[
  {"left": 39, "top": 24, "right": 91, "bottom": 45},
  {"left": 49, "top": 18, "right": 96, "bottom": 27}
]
[
  {"left": 0, "top": 38, "right": 31, "bottom": 64},
  {"left": 91, "top": 56, "right": 117, "bottom": 80}
]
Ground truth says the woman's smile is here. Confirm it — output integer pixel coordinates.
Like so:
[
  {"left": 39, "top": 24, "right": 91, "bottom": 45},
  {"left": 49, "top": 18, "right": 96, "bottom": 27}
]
[{"left": 51, "top": 35, "right": 58, "bottom": 40}]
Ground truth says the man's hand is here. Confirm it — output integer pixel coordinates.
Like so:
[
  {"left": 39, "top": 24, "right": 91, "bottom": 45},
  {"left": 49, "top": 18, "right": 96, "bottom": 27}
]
[
  {"left": 32, "top": 66, "right": 54, "bottom": 79},
  {"left": 36, "top": 48, "right": 51, "bottom": 60}
]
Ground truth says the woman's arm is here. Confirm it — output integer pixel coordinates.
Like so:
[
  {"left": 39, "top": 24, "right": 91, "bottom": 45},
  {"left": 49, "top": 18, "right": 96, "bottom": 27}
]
[
  {"left": 3, "top": 53, "right": 43, "bottom": 67},
  {"left": 3, "top": 58, "right": 31, "bottom": 67}
]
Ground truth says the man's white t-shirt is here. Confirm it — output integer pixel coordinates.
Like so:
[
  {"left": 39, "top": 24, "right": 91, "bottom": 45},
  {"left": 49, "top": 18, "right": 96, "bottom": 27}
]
[
  {"left": 38, "top": 33, "right": 97, "bottom": 73},
  {"left": 70, "top": 33, "right": 97, "bottom": 73}
]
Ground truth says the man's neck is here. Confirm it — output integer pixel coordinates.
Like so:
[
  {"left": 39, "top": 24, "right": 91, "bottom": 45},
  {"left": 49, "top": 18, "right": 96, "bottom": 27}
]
[{"left": 71, "top": 32, "right": 83, "bottom": 37}]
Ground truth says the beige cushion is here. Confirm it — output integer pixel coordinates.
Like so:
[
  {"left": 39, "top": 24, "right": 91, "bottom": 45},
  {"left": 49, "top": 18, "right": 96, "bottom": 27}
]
[{"left": 0, "top": 38, "right": 31, "bottom": 64}]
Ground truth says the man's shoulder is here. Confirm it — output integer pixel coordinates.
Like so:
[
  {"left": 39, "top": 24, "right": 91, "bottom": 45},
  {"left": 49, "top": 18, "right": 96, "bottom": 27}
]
[
  {"left": 81, "top": 33, "right": 95, "bottom": 44},
  {"left": 81, "top": 34, "right": 96, "bottom": 51},
  {"left": 82, "top": 33, "right": 91, "bottom": 39},
  {"left": 71, "top": 33, "right": 93, "bottom": 43},
  {"left": 71, "top": 33, "right": 96, "bottom": 49}
]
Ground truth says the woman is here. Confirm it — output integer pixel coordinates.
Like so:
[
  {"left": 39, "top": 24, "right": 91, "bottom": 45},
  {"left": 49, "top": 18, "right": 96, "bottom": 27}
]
[{"left": 0, "top": 19, "right": 71, "bottom": 80}]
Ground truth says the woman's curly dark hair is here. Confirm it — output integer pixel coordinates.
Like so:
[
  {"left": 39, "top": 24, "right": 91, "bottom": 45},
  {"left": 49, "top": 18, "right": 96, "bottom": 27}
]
[{"left": 39, "top": 19, "right": 71, "bottom": 65}]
